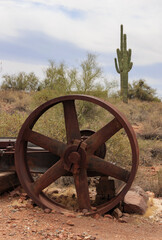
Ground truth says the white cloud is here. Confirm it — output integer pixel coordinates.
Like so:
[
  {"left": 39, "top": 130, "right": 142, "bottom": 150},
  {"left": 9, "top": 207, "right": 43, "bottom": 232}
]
[
  {"left": 0, "top": 0, "right": 161, "bottom": 97},
  {"left": 0, "top": 0, "right": 161, "bottom": 65},
  {"left": 0, "top": 59, "right": 46, "bottom": 80}
]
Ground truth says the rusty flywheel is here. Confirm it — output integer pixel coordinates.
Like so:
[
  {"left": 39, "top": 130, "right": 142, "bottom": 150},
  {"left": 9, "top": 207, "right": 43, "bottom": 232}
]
[{"left": 14, "top": 95, "right": 139, "bottom": 215}]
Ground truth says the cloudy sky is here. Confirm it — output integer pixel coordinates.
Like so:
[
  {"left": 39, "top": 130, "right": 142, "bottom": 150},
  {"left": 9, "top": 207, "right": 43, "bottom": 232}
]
[{"left": 0, "top": 0, "right": 162, "bottom": 97}]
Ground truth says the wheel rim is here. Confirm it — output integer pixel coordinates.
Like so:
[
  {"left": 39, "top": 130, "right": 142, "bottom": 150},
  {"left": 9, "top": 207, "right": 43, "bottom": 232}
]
[{"left": 14, "top": 94, "right": 139, "bottom": 215}]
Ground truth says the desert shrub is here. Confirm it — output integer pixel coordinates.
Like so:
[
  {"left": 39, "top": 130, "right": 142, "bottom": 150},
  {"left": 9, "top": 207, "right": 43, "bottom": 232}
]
[
  {"left": 141, "top": 102, "right": 162, "bottom": 139},
  {"left": 33, "top": 103, "right": 66, "bottom": 142},
  {"left": 105, "top": 130, "right": 132, "bottom": 168},
  {"left": 114, "top": 99, "right": 162, "bottom": 126},
  {"left": 113, "top": 99, "right": 148, "bottom": 124},
  {"left": 128, "top": 79, "right": 161, "bottom": 102},
  {"left": 40, "top": 61, "right": 69, "bottom": 92},
  {"left": 1, "top": 72, "right": 40, "bottom": 91},
  {"left": 32, "top": 89, "right": 61, "bottom": 107},
  {"left": 40, "top": 54, "right": 111, "bottom": 97},
  {"left": 158, "top": 168, "right": 162, "bottom": 196},
  {"left": 138, "top": 138, "right": 162, "bottom": 166},
  {"left": 0, "top": 90, "right": 32, "bottom": 113},
  {"left": 135, "top": 167, "right": 162, "bottom": 197},
  {"left": 0, "top": 111, "right": 28, "bottom": 137}
]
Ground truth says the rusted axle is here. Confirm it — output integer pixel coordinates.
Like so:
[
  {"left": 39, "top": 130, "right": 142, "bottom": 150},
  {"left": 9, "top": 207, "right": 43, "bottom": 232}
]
[
  {"left": 0, "top": 138, "right": 110, "bottom": 177},
  {"left": 0, "top": 138, "right": 59, "bottom": 173}
]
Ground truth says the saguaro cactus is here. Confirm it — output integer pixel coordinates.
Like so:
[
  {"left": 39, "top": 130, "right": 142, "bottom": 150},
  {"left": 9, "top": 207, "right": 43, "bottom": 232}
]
[{"left": 114, "top": 25, "right": 133, "bottom": 103}]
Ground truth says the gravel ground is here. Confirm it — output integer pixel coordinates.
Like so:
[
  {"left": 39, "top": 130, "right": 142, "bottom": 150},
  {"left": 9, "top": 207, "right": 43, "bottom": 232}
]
[{"left": 0, "top": 190, "right": 162, "bottom": 240}]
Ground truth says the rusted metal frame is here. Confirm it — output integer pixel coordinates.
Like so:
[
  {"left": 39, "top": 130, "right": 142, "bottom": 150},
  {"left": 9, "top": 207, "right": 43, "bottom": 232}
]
[
  {"left": 88, "top": 155, "right": 130, "bottom": 182},
  {"left": 63, "top": 100, "right": 81, "bottom": 144},
  {"left": 14, "top": 94, "right": 139, "bottom": 214},
  {"left": 85, "top": 118, "right": 122, "bottom": 154},
  {"left": 0, "top": 138, "right": 16, "bottom": 149},
  {"left": 24, "top": 129, "right": 66, "bottom": 157},
  {"left": 0, "top": 150, "right": 59, "bottom": 173},
  {"left": 33, "top": 158, "right": 66, "bottom": 195},
  {"left": 73, "top": 168, "right": 91, "bottom": 210},
  {"left": 0, "top": 149, "right": 110, "bottom": 177},
  {"left": 63, "top": 100, "right": 91, "bottom": 210}
]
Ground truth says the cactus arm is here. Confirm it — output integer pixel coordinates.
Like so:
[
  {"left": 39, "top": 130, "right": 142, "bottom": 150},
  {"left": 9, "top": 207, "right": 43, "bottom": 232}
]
[
  {"left": 114, "top": 58, "right": 120, "bottom": 73},
  {"left": 127, "top": 49, "right": 133, "bottom": 71},
  {"left": 128, "top": 49, "right": 131, "bottom": 63},
  {"left": 117, "top": 48, "right": 121, "bottom": 59},
  {"left": 128, "top": 62, "right": 133, "bottom": 71},
  {"left": 116, "top": 49, "right": 123, "bottom": 71},
  {"left": 120, "top": 25, "right": 123, "bottom": 52},
  {"left": 124, "top": 34, "right": 127, "bottom": 51}
]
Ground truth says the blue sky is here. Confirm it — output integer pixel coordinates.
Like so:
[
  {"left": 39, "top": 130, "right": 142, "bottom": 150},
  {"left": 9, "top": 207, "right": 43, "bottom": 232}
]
[{"left": 0, "top": 0, "right": 162, "bottom": 97}]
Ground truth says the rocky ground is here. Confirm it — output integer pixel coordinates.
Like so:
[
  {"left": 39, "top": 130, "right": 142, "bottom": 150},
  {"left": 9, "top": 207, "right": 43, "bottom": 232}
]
[{"left": 0, "top": 189, "right": 161, "bottom": 240}]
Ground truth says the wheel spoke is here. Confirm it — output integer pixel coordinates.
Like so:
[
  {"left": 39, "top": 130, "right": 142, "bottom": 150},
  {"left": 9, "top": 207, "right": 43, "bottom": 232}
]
[
  {"left": 63, "top": 100, "right": 81, "bottom": 144},
  {"left": 33, "top": 158, "right": 66, "bottom": 195},
  {"left": 73, "top": 169, "right": 91, "bottom": 210},
  {"left": 88, "top": 156, "right": 130, "bottom": 182},
  {"left": 24, "top": 129, "right": 66, "bottom": 157},
  {"left": 85, "top": 118, "right": 122, "bottom": 154}
]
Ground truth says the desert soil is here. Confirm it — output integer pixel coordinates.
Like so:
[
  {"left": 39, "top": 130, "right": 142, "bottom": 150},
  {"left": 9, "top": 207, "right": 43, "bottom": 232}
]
[{"left": 0, "top": 190, "right": 162, "bottom": 240}]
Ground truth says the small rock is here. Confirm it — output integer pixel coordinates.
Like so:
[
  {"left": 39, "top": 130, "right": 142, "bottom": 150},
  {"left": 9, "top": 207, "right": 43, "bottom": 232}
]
[
  {"left": 53, "top": 190, "right": 59, "bottom": 194},
  {"left": 93, "top": 213, "right": 100, "bottom": 220},
  {"left": 85, "top": 235, "right": 93, "bottom": 239},
  {"left": 104, "top": 214, "right": 113, "bottom": 219},
  {"left": 76, "top": 236, "right": 82, "bottom": 240},
  {"left": 66, "top": 220, "right": 74, "bottom": 226},
  {"left": 112, "top": 208, "right": 123, "bottom": 219},
  {"left": 91, "top": 206, "right": 97, "bottom": 211},
  {"left": 44, "top": 208, "right": 51, "bottom": 214},
  {"left": 6, "top": 220, "right": 11, "bottom": 224},
  {"left": 21, "top": 192, "right": 28, "bottom": 198},
  {"left": 146, "top": 191, "right": 155, "bottom": 198},
  {"left": 118, "top": 217, "right": 128, "bottom": 223},
  {"left": 63, "top": 212, "right": 76, "bottom": 218},
  {"left": 9, "top": 232, "right": 15, "bottom": 236},
  {"left": 10, "top": 190, "right": 20, "bottom": 198},
  {"left": 26, "top": 201, "right": 34, "bottom": 209},
  {"left": 82, "top": 209, "right": 89, "bottom": 214},
  {"left": 12, "top": 224, "right": 17, "bottom": 228},
  {"left": 122, "top": 213, "right": 129, "bottom": 217}
]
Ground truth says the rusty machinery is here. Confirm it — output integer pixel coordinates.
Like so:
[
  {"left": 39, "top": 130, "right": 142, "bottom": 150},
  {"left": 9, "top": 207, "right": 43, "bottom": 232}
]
[{"left": 0, "top": 95, "right": 139, "bottom": 216}]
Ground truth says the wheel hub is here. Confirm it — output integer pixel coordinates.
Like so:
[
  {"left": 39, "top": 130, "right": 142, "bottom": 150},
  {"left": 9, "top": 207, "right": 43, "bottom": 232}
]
[{"left": 63, "top": 141, "right": 87, "bottom": 174}]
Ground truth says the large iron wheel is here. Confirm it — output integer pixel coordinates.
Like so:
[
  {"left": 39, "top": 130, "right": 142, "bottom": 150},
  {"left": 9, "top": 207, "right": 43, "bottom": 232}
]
[{"left": 15, "top": 95, "right": 139, "bottom": 215}]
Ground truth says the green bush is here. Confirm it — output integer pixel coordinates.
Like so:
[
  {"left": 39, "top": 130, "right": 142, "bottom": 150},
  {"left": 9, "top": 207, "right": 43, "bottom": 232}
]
[
  {"left": 0, "top": 111, "right": 28, "bottom": 137},
  {"left": 128, "top": 79, "right": 161, "bottom": 102},
  {"left": 1, "top": 72, "right": 40, "bottom": 91}
]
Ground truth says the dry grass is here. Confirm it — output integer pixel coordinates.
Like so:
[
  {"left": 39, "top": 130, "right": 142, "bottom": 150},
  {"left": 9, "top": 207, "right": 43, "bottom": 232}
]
[
  {"left": 0, "top": 90, "right": 161, "bottom": 195},
  {"left": 134, "top": 166, "right": 162, "bottom": 197},
  {"left": 0, "top": 90, "right": 32, "bottom": 114},
  {"left": 0, "top": 111, "right": 28, "bottom": 137}
]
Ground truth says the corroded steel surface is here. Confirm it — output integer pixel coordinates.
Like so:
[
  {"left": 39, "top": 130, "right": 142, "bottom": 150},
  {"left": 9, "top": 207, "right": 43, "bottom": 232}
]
[
  {"left": 14, "top": 94, "right": 139, "bottom": 215},
  {"left": 0, "top": 139, "right": 59, "bottom": 173}
]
